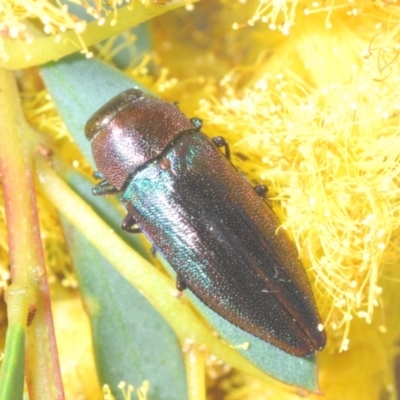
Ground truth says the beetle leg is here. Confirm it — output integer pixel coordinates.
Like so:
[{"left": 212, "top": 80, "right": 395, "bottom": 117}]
[
  {"left": 176, "top": 274, "right": 187, "bottom": 291},
  {"left": 93, "top": 171, "right": 104, "bottom": 180},
  {"left": 150, "top": 246, "right": 157, "bottom": 257},
  {"left": 212, "top": 136, "right": 231, "bottom": 161},
  {"left": 254, "top": 184, "right": 268, "bottom": 198},
  {"left": 92, "top": 180, "right": 120, "bottom": 196},
  {"left": 190, "top": 118, "right": 203, "bottom": 131},
  {"left": 121, "top": 213, "right": 141, "bottom": 233}
]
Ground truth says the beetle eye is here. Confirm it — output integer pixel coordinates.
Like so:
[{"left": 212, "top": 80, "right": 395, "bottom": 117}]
[{"left": 84, "top": 88, "right": 146, "bottom": 141}]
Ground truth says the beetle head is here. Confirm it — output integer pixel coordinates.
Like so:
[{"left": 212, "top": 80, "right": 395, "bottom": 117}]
[{"left": 85, "top": 88, "right": 195, "bottom": 190}]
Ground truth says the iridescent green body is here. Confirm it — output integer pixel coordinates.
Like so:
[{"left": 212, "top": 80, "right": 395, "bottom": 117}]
[{"left": 85, "top": 89, "right": 326, "bottom": 357}]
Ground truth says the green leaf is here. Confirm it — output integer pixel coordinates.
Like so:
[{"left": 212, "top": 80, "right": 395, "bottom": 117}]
[
  {"left": 62, "top": 217, "right": 187, "bottom": 400},
  {"left": 41, "top": 54, "right": 150, "bottom": 165},
  {"left": 0, "top": 324, "right": 25, "bottom": 400},
  {"left": 64, "top": 168, "right": 151, "bottom": 263},
  {"left": 65, "top": 2, "right": 153, "bottom": 70},
  {"left": 42, "top": 55, "right": 188, "bottom": 399},
  {"left": 161, "top": 260, "right": 318, "bottom": 390},
  {"left": 40, "top": 55, "right": 320, "bottom": 391}
]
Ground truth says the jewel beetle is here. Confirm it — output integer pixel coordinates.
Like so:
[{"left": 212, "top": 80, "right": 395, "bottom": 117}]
[{"left": 85, "top": 88, "right": 326, "bottom": 357}]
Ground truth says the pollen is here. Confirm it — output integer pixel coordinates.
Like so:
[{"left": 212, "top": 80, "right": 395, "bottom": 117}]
[{"left": 198, "top": 50, "right": 400, "bottom": 350}]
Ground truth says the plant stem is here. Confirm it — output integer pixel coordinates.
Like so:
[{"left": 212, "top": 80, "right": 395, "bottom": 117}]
[
  {"left": 0, "top": 69, "right": 65, "bottom": 400},
  {"left": 1, "top": 0, "right": 198, "bottom": 70}
]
